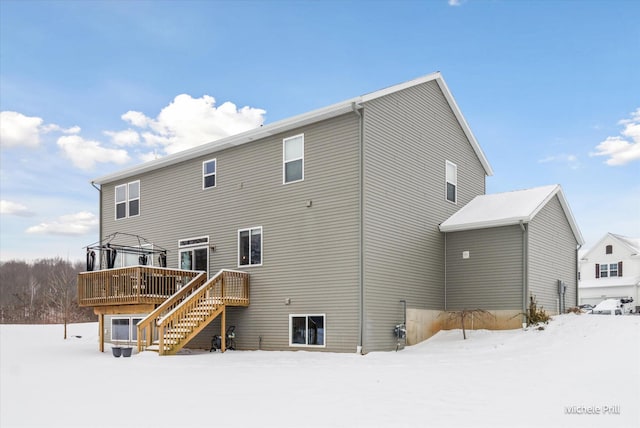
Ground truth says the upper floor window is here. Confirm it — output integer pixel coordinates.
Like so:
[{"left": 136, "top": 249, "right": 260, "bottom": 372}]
[
  {"left": 597, "top": 262, "right": 622, "bottom": 278},
  {"left": 115, "top": 181, "right": 140, "bottom": 220},
  {"left": 238, "top": 227, "right": 262, "bottom": 266},
  {"left": 284, "top": 134, "right": 304, "bottom": 184},
  {"left": 446, "top": 160, "right": 457, "bottom": 203},
  {"left": 605, "top": 245, "right": 613, "bottom": 254},
  {"left": 203, "top": 159, "right": 216, "bottom": 189}
]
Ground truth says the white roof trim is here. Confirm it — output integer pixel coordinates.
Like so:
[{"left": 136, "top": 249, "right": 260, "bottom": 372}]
[
  {"left": 439, "top": 184, "right": 584, "bottom": 245},
  {"left": 93, "top": 72, "right": 493, "bottom": 184}
]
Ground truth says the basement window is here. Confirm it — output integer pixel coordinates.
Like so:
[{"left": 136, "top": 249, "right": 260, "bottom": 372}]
[
  {"left": 290, "top": 314, "right": 325, "bottom": 347},
  {"left": 111, "top": 317, "right": 143, "bottom": 342}
]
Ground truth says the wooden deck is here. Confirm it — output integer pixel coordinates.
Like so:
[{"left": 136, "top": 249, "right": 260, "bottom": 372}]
[
  {"left": 77, "top": 266, "right": 202, "bottom": 307},
  {"left": 78, "top": 267, "right": 249, "bottom": 354}
]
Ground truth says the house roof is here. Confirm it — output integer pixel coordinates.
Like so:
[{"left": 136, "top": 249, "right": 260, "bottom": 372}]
[
  {"left": 610, "top": 233, "right": 640, "bottom": 255},
  {"left": 92, "top": 72, "right": 493, "bottom": 185},
  {"left": 439, "top": 184, "right": 585, "bottom": 245},
  {"left": 580, "top": 232, "right": 640, "bottom": 261}
]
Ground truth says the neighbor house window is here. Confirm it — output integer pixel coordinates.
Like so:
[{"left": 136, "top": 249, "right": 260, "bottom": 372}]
[
  {"left": 115, "top": 180, "right": 140, "bottom": 219},
  {"left": 605, "top": 245, "right": 613, "bottom": 254},
  {"left": 599, "top": 264, "right": 609, "bottom": 278},
  {"left": 238, "top": 227, "right": 262, "bottom": 266},
  {"left": 290, "top": 314, "right": 325, "bottom": 347},
  {"left": 596, "top": 262, "right": 623, "bottom": 278},
  {"left": 203, "top": 159, "right": 216, "bottom": 189},
  {"left": 446, "top": 161, "right": 457, "bottom": 203},
  {"left": 283, "top": 134, "right": 304, "bottom": 183},
  {"left": 111, "top": 317, "right": 143, "bottom": 342}
]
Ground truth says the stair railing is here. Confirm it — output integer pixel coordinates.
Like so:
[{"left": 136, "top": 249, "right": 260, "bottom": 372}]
[{"left": 137, "top": 271, "right": 207, "bottom": 352}]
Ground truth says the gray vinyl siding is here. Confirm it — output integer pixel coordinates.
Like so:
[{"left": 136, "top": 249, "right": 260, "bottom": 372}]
[
  {"left": 445, "top": 226, "right": 524, "bottom": 311},
  {"left": 361, "top": 80, "right": 487, "bottom": 351},
  {"left": 527, "top": 196, "right": 579, "bottom": 314},
  {"left": 100, "top": 113, "right": 361, "bottom": 352}
]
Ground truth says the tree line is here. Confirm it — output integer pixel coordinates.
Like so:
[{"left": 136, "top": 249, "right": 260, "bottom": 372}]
[{"left": 0, "top": 258, "right": 94, "bottom": 327}]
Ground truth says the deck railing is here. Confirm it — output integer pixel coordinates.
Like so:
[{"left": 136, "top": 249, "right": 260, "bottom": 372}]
[
  {"left": 77, "top": 266, "right": 201, "bottom": 307},
  {"left": 137, "top": 269, "right": 249, "bottom": 354}
]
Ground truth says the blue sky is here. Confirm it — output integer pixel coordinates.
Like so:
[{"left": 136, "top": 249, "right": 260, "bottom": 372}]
[{"left": 1, "top": 0, "right": 638, "bottom": 261}]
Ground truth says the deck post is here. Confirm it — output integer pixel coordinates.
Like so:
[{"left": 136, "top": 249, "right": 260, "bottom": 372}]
[
  {"left": 221, "top": 306, "right": 226, "bottom": 353},
  {"left": 98, "top": 313, "right": 104, "bottom": 352}
]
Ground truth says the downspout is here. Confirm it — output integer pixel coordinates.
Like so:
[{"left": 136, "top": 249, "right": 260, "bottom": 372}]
[
  {"left": 352, "top": 101, "right": 364, "bottom": 354},
  {"left": 575, "top": 244, "right": 582, "bottom": 307},
  {"left": 520, "top": 221, "right": 528, "bottom": 325},
  {"left": 444, "top": 232, "right": 447, "bottom": 311}
]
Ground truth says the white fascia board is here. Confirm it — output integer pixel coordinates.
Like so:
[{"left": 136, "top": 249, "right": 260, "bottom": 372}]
[
  {"left": 92, "top": 71, "right": 493, "bottom": 184},
  {"left": 434, "top": 77, "right": 494, "bottom": 177},
  {"left": 551, "top": 185, "right": 585, "bottom": 246},
  {"left": 439, "top": 216, "right": 530, "bottom": 233},
  {"left": 359, "top": 72, "right": 494, "bottom": 177},
  {"left": 92, "top": 99, "right": 358, "bottom": 185}
]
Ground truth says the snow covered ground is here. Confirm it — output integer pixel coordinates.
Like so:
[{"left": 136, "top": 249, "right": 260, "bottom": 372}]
[{"left": 1, "top": 314, "right": 638, "bottom": 428}]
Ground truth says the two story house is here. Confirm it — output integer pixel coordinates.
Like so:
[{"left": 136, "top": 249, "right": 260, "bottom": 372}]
[
  {"left": 78, "top": 72, "right": 583, "bottom": 355},
  {"left": 579, "top": 233, "right": 640, "bottom": 312}
]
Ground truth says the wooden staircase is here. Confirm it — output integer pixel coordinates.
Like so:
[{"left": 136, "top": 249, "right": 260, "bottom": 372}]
[{"left": 137, "top": 269, "right": 249, "bottom": 355}]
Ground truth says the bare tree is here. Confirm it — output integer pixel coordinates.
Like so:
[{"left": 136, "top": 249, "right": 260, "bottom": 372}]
[
  {"left": 47, "top": 259, "right": 77, "bottom": 339},
  {"left": 442, "top": 309, "right": 495, "bottom": 340}
]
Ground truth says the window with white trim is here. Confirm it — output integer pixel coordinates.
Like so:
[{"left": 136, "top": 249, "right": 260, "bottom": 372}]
[
  {"left": 115, "top": 180, "right": 140, "bottom": 219},
  {"left": 283, "top": 134, "right": 304, "bottom": 183},
  {"left": 446, "top": 161, "right": 457, "bottom": 203},
  {"left": 179, "top": 236, "right": 209, "bottom": 274},
  {"left": 238, "top": 227, "right": 262, "bottom": 266},
  {"left": 597, "top": 262, "right": 623, "bottom": 278},
  {"left": 111, "top": 317, "right": 143, "bottom": 342},
  {"left": 290, "top": 314, "right": 325, "bottom": 347},
  {"left": 203, "top": 159, "right": 216, "bottom": 189}
]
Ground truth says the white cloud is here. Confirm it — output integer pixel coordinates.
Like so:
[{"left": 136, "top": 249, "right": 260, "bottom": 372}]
[
  {"left": 41, "top": 124, "right": 81, "bottom": 134},
  {"left": 590, "top": 108, "right": 640, "bottom": 166},
  {"left": 0, "top": 200, "right": 35, "bottom": 216},
  {"left": 0, "top": 111, "right": 43, "bottom": 148},
  {"left": 119, "top": 94, "right": 266, "bottom": 155},
  {"left": 104, "top": 129, "right": 140, "bottom": 146},
  {"left": 538, "top": 154, "right": 580, "bottom": 170},
  {"left": 26, "top": 211, "right": 98, "bottom": 236},
  {"left": 448, "top": 0, "right": 464, "bottom": 6},
  {"left": 57, "top": 135, "right": 130, "bottom": 170},
  {"left": 1, "top": 111, "right": 82, "bottom": 150}
]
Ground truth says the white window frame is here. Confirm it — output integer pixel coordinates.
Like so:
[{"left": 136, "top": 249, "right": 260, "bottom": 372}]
[
  {"left": 599, "top": 263, "right": 609, "bottom": 278},
  {"left": 203, "top": 158, "right": 217, "bottom": 189},
  {"left": 289, "top": 314, "right": 326, "bottom": 348},
  {"left": 608, "top": 263, "right": 618, "bottom": 277},
  {"left": 178, "top": 235, "right": 210, "bottom": 275},
  {"left": 445, "top": 160, "right": 457, "bottom": 204},
  {"left": 114, "top": 180, "right": 141, "bottom": 220},
  {"left": 283, "top": 134, "right": 304, "bottom": 184},
  {"left": 110, "top": 317, "right": 143, "bottom": 343},
  {"left": 238, "top": 226, "right": 263, "bottom": 267}
]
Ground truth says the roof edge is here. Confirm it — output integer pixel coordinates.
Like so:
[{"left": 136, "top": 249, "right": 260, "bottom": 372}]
[{"left": 93, "top": 72, "right": 493, "bottom": 184}]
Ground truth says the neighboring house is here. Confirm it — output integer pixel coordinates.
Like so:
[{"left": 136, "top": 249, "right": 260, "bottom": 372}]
[
  {"left": 578, "top": 233, "right": 640, "bottom": 312},
  {"left": 440, "top": 185, "right": 584, "bottom": 329},
  {"left": 78, "top": 72, "right": 583, "bottom": 355}
]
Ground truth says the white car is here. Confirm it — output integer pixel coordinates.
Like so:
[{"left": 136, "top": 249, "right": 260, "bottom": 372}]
[{"left": 590, "top": 298, "right": 631, "bottom": 315}]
